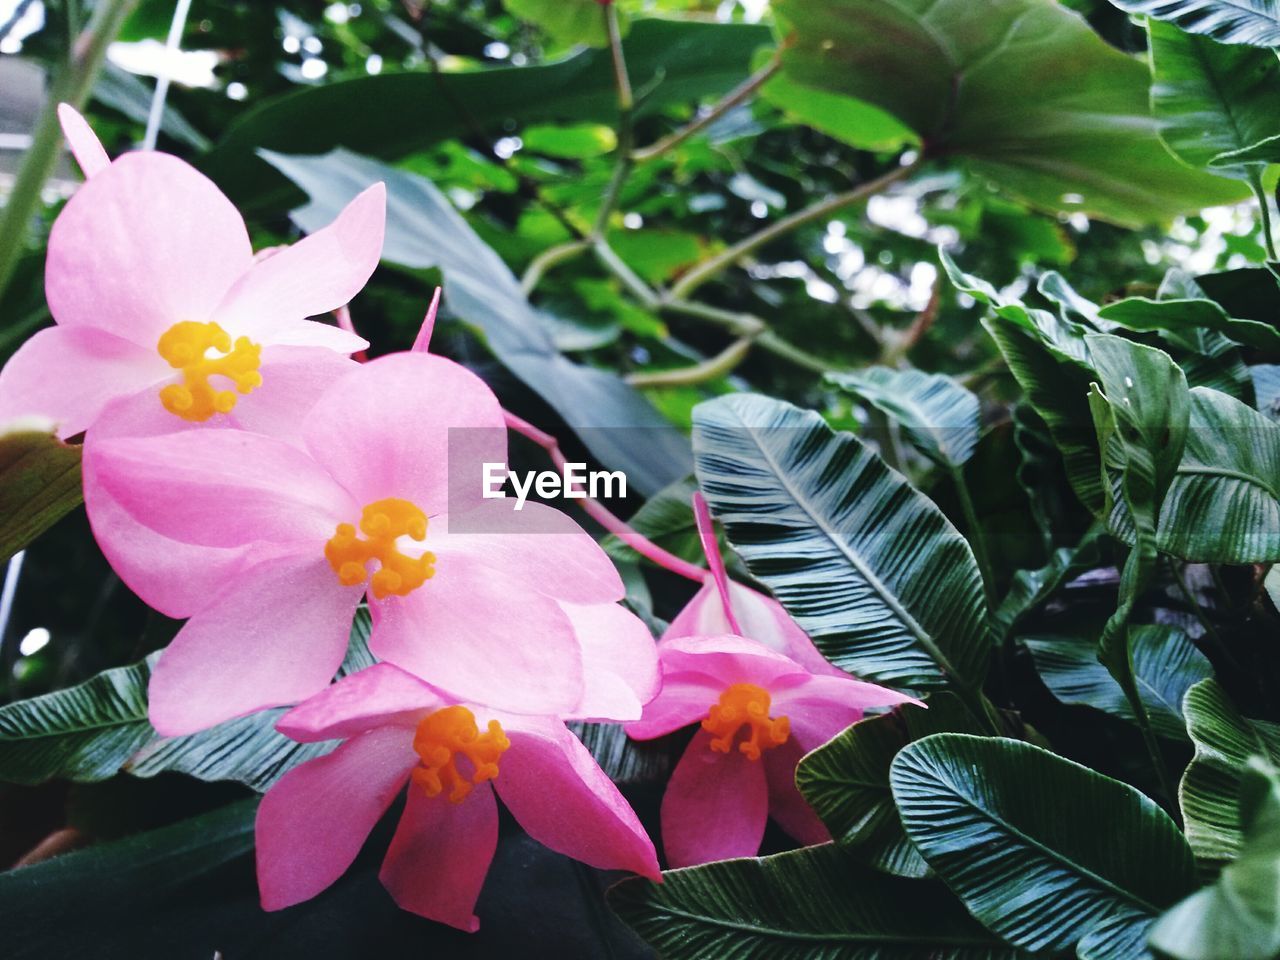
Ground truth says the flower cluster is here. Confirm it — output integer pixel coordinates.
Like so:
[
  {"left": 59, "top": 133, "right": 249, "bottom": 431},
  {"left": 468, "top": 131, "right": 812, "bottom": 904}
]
[{"left": 0, "top": 108, "right": 909, "bottom": 931}]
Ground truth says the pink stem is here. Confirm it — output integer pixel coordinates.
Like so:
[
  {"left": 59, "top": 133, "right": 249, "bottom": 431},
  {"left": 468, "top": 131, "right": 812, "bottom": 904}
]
[
  {"left": 692, "top": 491, "right": 742, "bottom": 634},
  {"left": 333, "top": 304, "right": 368, "bottom": 362},
  {"left": 502, "top": 409, "right": 706, "bottom": 583}
]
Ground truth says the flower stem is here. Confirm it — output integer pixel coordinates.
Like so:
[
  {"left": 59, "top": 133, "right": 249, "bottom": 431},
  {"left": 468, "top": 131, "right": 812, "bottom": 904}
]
[
  {"left": 502, "top": 409, "right": 706, "bottom": 583},
  {"left": 951, "top": 465, "right": 998, "bottom": 614},
  {"left": 0, "top": 0, "right": 137, "bottom": 309},
  {"left": 1248, "top": 166, "right": 1278, "bottom": 261}
]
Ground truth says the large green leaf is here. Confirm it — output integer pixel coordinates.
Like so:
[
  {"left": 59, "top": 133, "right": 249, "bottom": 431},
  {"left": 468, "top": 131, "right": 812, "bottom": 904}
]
[
  {"left": 1152, "top": 758, "right": 1280, "bottom": 960},
  {"left": 1024, "top": 626, "right": 1212, "bottom": 740},
  {"left": 691, "top": 393, "right": 991, "bottom": 691},
  {"left": 503, "top": 0, "right": 613, "bottom": 47},
  {"left": 795, "top": 693, "right": 984, "bottom": 878},
  {"left": 0, "top": 613, "right": 374, "bottom": 791},
  {"left": 1159, "top": 386, "right": 1280, "bottom": 562},
  {"left": 608, "top": 842, "right": 1026, "bottom": 959},
  {"left": 1099, "top": 296, "right": 1280, "bottom": 356},
  {"left": 263, "top": 148, "right": 690, "bottom": 496},
  {"left": 826, "top": 367, "right": 981, "bottom": 470},
  {"left": 772, "top": 0, "right": 1245, "bottom": 227},
  {"left": 892, "top": 734, "right": 1198, "bottom": 958},
  {"left": 1180, "top": 678, "right": 1280, "bottom": 870},
  {"left": 1147, "top": 19, "right": 1280, "bottom": 179},
  {"left": 0, "top": 420, "right": 82, "bottom": 562},
  {"left": 201, "top": 18, "right": 773, "bottom": 212},
  {"left": 1109, "top": 1, "right": 1280, "bottom": 48}
]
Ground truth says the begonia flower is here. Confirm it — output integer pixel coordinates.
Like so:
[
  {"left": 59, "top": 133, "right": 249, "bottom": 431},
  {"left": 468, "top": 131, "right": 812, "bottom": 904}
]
[
  {"left": 255, "top": 663, "right": 660, "bottom": 930},
  {"left": 626, "top": 633, "right": 914, "bottom": 867},
  {"left": 0, "top": 105, "right": 383, "bottom": 439},
  {"left": 87, "top": 351, "right": 654, "bottom": 733}
]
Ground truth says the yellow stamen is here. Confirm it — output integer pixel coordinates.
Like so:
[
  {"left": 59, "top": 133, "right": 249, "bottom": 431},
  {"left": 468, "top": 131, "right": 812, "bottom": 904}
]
[
  {"left": 324, "top": 498, "right": 436, "bottom": 598},
  {"left": 702, "top": 683, "right": 789, "bottom": 761},
  {"left": 411, "top": 705, "right": 510, "bottom": 803},
  {"left": 156, "top": 320, "right": 262, "bottom": 422}
]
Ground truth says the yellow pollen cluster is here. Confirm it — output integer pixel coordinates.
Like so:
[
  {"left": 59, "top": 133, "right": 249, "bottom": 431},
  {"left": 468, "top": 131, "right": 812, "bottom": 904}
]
[
  {"left": 702, "top": 683, "right": 790, "bottom": 762},
  {"left": 324, "top": 498, "right": 436, "bottom": 599},
  {"left": 411, "top": 705, "right": 510, "bottom": 803},
  {"left": 156, "top": 321, "right": 263, "bottom": 422}
]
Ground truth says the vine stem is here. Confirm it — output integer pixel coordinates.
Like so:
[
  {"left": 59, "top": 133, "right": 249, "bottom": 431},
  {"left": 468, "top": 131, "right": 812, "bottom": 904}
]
[
  {"left": 625, "top": 334, "right": 757, "bottom": 387},
  {"left": 951, "top": 466, "right": 998, "bottom": 613},
  {"left": 667, "top": 159, "right": 921, "bottom": 300},
  {"left": 0, "top": 0, "right": 138, "bottom": 307},
  {"left": 1248, "top": 166, "right": 1278, "bottom": 261},
  {"left": 501, "top": 409, "right": 707, "bottom": 584},
  {"left": 631, "top": 54, "right": 781, "bottom": 163}
]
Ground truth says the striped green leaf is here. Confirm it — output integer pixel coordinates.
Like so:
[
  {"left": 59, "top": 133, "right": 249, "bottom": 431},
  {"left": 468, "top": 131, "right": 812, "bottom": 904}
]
[
  {"left": 1181, "top": 678, "right": 1280, "bottom": 870},
  {"left": 691, "top": 393, "right": 991, "bottom": 690},
  {"left": 609, "top": 842, "right": 1028, "bottom": 959},
  {"left": 1108, "top": 1, "right": 1280, "bottom": 48},
  {"left": 892, "top": 734, "right": 1198, "bottom": 958}
]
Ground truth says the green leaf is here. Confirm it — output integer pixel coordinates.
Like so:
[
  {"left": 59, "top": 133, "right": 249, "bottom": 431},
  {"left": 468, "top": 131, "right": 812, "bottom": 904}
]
[
  {"left": 1152, "top": 758, "right": 1280, "bottom": 960},
  {"left": 0, "top": 612, "right": 373, "bottom": 791},
  {"left": 0, "top": 420, "right": 82, "bottom": 563},
  {"left": 772, "top": 0, "right": 1246, "bottom": 226},
  {"left": 503, "top": 0, "right": 614, "bottom": 47},
  {"left": 262, "top": 148, "right": 690, "bottom": 497},
  {"left": 691, "top": 393, "right": 991, "bottom": 691},
  {"left": 1159, "top": 386, "right": 1280, "bottom": 562},
  {"left": 760, "top": 69, "right": 915, "bottom": 154},
  {"left": 1098, "top": 297, "right": 1280, "bottom": 356},
  {"left": 1147, "top": 19, "right": 1280, "bottom": 179},
  {"left": 994, "top": 526, "right": 1105, "bottom": 641},
  {"left": 1180, "top": 678, "right": 1280, "bottom": 870},
  {"left": 521, "top": 122, "right": 618, "bottom": 159},
  {"left": 892, "top": 733, "right": 1198, "bottom": 957},
  {"left": 795, "top": 693, "right": 985, "bottom": 878},
  {"left": 1212, "top": 132, "right": 1280, "bottom": 166},
  {"left": 826, "top": 367, "right": 981, "bottom": 470},
  {"left": 608, "top": 842, "right": 1027, "bottom": 959},
  {"left": 201, "top": 19, "right": 774, "bottom": 213},
  {"left": 1024, "top": 626, "right": 1212, "bottom": 740},
  {"left": 1109, "top": 1, "right": 1280, "bottom": 48}
]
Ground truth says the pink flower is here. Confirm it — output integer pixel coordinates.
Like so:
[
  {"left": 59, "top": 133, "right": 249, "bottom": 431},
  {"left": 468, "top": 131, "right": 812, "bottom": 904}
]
[
  {"left": 626, "top": 633, "right": 914, "bottom": 867},
  {"left": 87, "top": 351, "right": 654, "bottom": 734},
  {"left": 0, "top": 106, "right": 383, "bottom": 439},
  {"left": 255, "top": 663, "right": 660, "bottom": 930}
]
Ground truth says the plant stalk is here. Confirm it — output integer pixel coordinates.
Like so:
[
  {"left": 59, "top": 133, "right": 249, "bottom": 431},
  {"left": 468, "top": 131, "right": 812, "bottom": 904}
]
[{"left": 0, "top": 0, "right": 137, "bottom": 308}]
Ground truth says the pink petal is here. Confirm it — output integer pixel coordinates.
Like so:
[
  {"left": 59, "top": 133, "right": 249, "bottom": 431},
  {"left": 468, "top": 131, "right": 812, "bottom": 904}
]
[
  {"left": 369, "top": 553, "right": 584, "bottom": 715},
  {"left": 763, "top": 738, "right": 829, "bottom": 847},
  {"left": 46, "top": 152, "right": 252, "bottom": 345},
  {"left": 301, "top": 352, "right": 505, "bottom": 511},
  {"left": 214, "top": 183, "right": 384, "bottom": 343},
  {"left": 624, "top": 670, "right": 722, "bottom": 741},
  {"left": 57, "top": 104, "right": 110, "bottom": 178},
  {"left": 657, "top": 634, "right": 810, "bottom": 690},
  {"left": 277, "top": 664, "right": 443, "bottom": 743},
  {"left": 257, "top": 319, "right": 368, "bottom": 353},
  {"left": 432, "top": 503, "right": 624, "bottom": 604},
  {"left": 223, "top": 345, "right": 359, "bottom": 442},
  {"left": 91, "top": 429, "right": 355, "bottom": 549},
  {"left": 411, "top": 287, "right": 442, "bottom": 353},
  {"left": 257, "top": 726, "right": 416, "bottom": 911},
  {"left": 495, "top": 717, "right": 659, "bottom": 879},
  {"left": 666, "top": 580, "right": 840, "bottom": 677},
  {"left": 148, "top": 552, "right": 362, "bottom": 735},
  {"left": 773, "top": 674, "right": 917, "bottom": 750},
  {"left": 380, "top": 780, "right": 497, "bottom": 931},
  {"left": 0, "top": 326, "right": 164, "bottom": 438},
  {"left": 661, "top": 729, "right": 768, "bottom": 867},
  {"left": 563, "top": 601, "right": 658, "bottom": 723}
]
